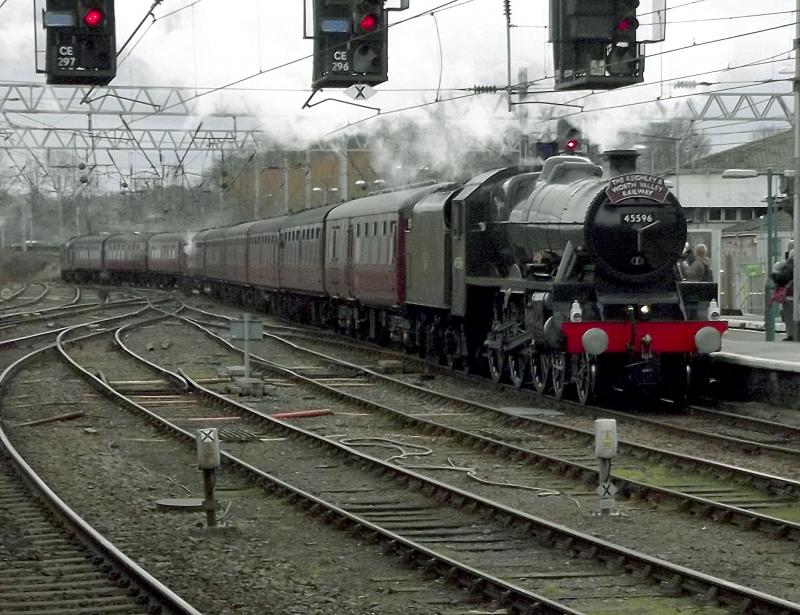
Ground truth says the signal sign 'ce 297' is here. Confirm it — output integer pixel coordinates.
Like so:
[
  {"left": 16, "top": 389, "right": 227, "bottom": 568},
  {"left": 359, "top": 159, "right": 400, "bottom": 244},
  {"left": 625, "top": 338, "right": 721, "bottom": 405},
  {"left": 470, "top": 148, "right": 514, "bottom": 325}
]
[
  {"left": 56, "top": 44, "right": 77, "bottom": 69},
  {"left": 44, "top": 0, "right": 117, "bottom": 86}
]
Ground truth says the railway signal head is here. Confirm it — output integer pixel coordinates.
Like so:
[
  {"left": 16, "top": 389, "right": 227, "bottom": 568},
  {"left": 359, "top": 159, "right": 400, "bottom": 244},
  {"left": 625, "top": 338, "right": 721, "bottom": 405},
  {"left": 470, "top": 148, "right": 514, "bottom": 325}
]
[
  {"left": 82, "top": 6, "right": 104, "bottom": 27},
  {"left": 311, "top": 0, "right": 388, "bottom": 89},
  {"left": 613, "top": 0, "right": 639, "bottom": 43},
  {"left": 536, "top": 140, "right": 559, "bottom": 160},
  {"left": 357, "top": 11, "right": 379, "bottom": 33},
  {"left": 606, "top": 0, "right": 641, "bottom": 78},
  {"left": 44, "top": 0, "right": 116, "bottom": 86},
  {"left": 350, "top": 0, "right": 388, "bottom": 82},
  {"left": 312, "top": 0, "right": 352, "bottom": 89},
  {"left": 550, "top": 0, "right": 645, "bottom": 90}
]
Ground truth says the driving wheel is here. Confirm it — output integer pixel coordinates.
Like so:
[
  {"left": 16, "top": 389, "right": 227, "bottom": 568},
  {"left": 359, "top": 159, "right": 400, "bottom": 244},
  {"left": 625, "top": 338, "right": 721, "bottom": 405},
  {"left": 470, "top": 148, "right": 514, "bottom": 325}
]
[
  {"left": 488, "top": 348, "right": 506, "bottom": 383},
  {"left": 575, "top": 353, "right": 597, "bottom": 405},
  {"left": 531, "top": 352, "right": 550, "bottom": 394},
  {"left": 509, "top": 353, "right": 527, "bottom": 388},
  {"left": 551, "top": 353, "right": 568, "bottom": 399}
]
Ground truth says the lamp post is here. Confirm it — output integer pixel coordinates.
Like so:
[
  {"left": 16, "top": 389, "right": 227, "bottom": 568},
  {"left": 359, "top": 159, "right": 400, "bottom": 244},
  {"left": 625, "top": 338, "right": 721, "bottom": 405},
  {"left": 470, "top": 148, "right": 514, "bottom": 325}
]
[
  {"left": 635, "top": 126, "right": 694, "bottom": 198},
  {"left": 312, "top": 186, "right": 338, "bottom": 205},
  {"left": 632, "top": 144, "right": 654, "bottom": 174},
  {"left": 722, "top": 168, "right": 783, "bottom": 341}
]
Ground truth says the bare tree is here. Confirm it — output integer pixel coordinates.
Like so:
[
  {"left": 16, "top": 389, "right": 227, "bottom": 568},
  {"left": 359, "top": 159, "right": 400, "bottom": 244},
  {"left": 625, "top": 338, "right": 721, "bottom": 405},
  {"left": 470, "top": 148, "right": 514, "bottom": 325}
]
[{"left": 624, "top": 120, "right": 711, "bottom": 174}]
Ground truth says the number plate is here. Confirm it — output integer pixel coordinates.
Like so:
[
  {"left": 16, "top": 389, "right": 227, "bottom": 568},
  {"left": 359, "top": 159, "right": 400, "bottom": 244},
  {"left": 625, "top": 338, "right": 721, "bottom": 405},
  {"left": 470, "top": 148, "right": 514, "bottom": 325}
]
[
  {"left": 330, "top": 49, "right": 350, "bottom": 73},
  {"left": 622, "top": 213, "right": 656, "bottom": 224}
]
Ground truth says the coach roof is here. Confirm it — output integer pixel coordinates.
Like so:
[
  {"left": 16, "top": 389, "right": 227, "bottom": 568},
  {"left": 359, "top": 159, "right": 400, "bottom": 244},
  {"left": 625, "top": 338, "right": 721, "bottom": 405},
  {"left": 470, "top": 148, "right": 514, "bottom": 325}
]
[
  {"left": 281, "top": 204, "right": 338, "bottom": 227},
  {"left": 327, "top": 183, "right": 455, "bottom": 220}
]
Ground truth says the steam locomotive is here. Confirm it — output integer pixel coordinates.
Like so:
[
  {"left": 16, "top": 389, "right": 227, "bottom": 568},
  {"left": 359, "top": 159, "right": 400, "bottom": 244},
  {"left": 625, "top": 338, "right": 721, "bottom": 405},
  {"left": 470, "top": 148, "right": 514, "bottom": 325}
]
[{"left": 61, "top": 150, "right": 726, "bottom": 404}]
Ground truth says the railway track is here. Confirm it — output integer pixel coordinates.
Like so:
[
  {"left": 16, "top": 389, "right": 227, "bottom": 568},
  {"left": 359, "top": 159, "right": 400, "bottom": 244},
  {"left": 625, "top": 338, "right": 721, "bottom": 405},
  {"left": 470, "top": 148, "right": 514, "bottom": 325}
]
[
  {"left": 169, "top": 309, "right": 800, "bottom": 546},
  {"left": 0, "top": 283, "right": 30, "bottom": 305},
  {"left": 645, "top": 404, "right": 800, "bottom": 453},
  {"left": 260, "top": 327, "right": 800, "bottom": 530},
  {"left": 0, "top": 285, "right": 84, "bottom": 322},
  {"left": 58, "top": 308, "right": 800, "bottom": 614},
  {"left": 181, "top": 302, "right": 800, "bottom": 460},
  {"left": 176, "top": 303, "right": 800, "bottom": 516},
  {"left": 0, "top": 293, "right": 173, "bottom": 357},
  {"left": 0, "top": 312, "right": 199, "bottom": 615},
  {"left": 328, "top": 334, "right": 800, "bottom": 461},
  {"left": 0, "top": 282, "right": 50, "bottom": 312},
  {"left": 189, "top": 302, "right": 800, "bottom": 471},
  {"left": 0, "top": 282, "right": 89, "bottom": 315},
  {"left": 2, "top": 303, "right": 502, "bottom": 614}
]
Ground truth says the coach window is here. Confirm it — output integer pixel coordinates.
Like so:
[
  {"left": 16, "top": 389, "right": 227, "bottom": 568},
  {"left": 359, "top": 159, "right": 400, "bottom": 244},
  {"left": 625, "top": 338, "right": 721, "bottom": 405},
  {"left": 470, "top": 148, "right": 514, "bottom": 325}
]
[
  {"left": 453, "top": 202, "right": 463, "bottom": 237},
  {"left": 371, "top": 223, "right": 378, "bottom": 264},
  {"left": 740, "top": 208, "right": 754, "bottom": 220},
  {"left": 707, "top": 208, "right": 722, "bottom": 222},
  {"left": 389, "top": 221, "right": 396, "bottom": 264},
  {"left": 723, "top": 208, "right": 737, "bottom": 222}
]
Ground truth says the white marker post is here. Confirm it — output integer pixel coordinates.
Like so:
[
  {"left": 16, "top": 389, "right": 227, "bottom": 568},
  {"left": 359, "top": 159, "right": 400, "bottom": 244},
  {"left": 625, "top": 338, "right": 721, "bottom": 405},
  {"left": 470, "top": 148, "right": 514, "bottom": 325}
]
[
  {"left": 243, "top": 313, "right": 251, "bottom": 380},
  {"left": 196, "top": 428, "right": 221, "bottom": 528},
  {"left": 229, "top": 315, "right": 263, "bottom": 395},
  {"left": 594, "top": 418, "right": 618, "bottom": 516}
]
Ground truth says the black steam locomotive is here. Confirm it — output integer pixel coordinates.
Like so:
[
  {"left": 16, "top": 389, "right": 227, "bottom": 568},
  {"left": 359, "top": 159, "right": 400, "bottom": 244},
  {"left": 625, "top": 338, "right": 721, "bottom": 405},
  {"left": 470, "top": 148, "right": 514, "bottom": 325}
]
[
  {"left": 62, "top": 151, "right": 726, "bottom": 404},
  {"left": 405, "top": 151, "right": 725, "bottom": 403}
]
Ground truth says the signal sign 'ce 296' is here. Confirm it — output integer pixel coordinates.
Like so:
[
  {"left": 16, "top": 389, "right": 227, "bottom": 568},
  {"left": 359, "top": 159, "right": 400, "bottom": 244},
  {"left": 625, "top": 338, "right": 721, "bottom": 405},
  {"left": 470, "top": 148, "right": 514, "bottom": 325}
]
[{"left": 331, "top": 49, "right": 350, "bottom": 73}]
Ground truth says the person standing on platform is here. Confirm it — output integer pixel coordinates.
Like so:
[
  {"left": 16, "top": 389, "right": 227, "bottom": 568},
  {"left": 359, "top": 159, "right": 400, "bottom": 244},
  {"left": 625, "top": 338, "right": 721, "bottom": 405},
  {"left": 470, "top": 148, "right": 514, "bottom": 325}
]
[
  {"left": 683, "top": 243, "right": 713, "bottom": 282},
  {"left": 770, "top": 241, "right": 794, "bottom": 341}
]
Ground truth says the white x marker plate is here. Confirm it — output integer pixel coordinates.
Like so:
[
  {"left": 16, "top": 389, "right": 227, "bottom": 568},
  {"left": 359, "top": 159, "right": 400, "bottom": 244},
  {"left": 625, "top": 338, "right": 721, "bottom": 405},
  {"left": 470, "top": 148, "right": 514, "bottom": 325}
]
[{"left": 344, "top": 84, "right": 377, "bottom": 100}]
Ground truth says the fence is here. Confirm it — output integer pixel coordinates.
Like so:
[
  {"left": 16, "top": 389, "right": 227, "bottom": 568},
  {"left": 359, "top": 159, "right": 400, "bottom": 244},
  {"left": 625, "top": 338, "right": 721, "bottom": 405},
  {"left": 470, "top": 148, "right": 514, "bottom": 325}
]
[{"left": 721, "top": 254, "right": 766, "bottom": 315}]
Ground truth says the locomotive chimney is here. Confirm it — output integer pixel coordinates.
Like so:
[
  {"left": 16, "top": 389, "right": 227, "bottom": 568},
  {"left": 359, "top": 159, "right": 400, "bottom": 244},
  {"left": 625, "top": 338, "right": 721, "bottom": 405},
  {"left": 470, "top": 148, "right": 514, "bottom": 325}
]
[{"left": 602, "top": 150, "right": 640, "bottom": 176}]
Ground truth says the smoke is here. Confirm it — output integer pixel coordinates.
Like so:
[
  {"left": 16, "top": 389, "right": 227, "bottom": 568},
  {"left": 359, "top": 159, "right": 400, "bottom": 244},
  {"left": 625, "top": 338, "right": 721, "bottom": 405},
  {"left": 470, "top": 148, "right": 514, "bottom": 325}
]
[{"left": 183, "top": 232, "right": 196, "bottom": 258}]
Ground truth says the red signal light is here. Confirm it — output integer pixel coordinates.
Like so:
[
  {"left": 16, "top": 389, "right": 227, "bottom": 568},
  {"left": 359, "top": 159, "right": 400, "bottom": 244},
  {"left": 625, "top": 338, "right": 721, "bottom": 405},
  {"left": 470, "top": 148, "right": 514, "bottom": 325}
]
[
  {"left": 615, "top": 17, "right": 638, "bottom": 33},
  {"left": 83, "top": 8, "right": 104, "bottom": 27},
  {"left": 358, "top": 13, "right": 379, "bottom": 33},
  {"left": 565, "top": 138, "right": 580, "bottom": 153}
]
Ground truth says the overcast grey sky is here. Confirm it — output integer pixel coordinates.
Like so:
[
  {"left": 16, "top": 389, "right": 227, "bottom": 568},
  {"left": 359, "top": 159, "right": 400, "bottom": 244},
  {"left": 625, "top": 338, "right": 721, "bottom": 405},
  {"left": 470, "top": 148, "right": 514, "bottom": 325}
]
[{"left": 0, "top": 1, "right": 796, "bottom": 149}]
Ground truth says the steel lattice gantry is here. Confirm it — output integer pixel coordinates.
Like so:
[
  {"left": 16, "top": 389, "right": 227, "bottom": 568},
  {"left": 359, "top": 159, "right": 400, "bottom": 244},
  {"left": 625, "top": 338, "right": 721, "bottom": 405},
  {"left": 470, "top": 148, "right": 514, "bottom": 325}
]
[
  {"left": 0, "top": 84, "right": 203, "bottom": 116},
  {"left": 2, "top": 85, "right": 792, "bottom": 157},
  {"left": 683, "top": 93, "right": 793, "bottom": 122},
  {"left": 0, "top": 126, "right": 265, "bottom": 152}
]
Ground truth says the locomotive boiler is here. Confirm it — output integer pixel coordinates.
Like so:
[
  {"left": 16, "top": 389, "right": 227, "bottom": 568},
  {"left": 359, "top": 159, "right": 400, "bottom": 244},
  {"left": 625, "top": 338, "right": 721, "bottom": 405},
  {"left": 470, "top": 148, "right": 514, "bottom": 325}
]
[{"left": 457, "top": 151, "right": 725, "bottom": 403}]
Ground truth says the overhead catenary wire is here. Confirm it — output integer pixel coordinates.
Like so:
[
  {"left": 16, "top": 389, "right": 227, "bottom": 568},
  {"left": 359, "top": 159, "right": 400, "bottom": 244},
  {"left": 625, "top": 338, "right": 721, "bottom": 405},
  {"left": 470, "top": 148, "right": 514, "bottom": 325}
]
[
  {"left": 102, "top": 2, "right": 795, "bottom": 132},
  {"left": 122, "top": 0, "right": 480, "bottom": 123},
  {"left": 223, "top": 15, "right": 800, "bottom": 136},
  {"left": 509, "top": 46, "right": 796, "bottom": 123},
  {"left": 640, "top": 9, "right": 796, "bottom": 26},
  {"left": 431, "top": 11, "right": 444, "bottom": 103},
  {"left": 81, "top": 0, "right": 165, "bottom": 105},
  {"left": 5, "top": 36, "right": 792, "bottom": 163},
  {"left": 5, "top": 1, "right": 794, "bottom": 187}
]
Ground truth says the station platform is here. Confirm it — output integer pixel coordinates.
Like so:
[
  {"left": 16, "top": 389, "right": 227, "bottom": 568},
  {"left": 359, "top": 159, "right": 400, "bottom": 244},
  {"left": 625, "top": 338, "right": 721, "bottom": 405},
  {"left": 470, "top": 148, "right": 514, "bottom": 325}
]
[
  {"left": 710, "top": 316, "right": 800, "bottom": 407},
  {"left": 717, "top": 316, "right": 800, "bottom": 374}
]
